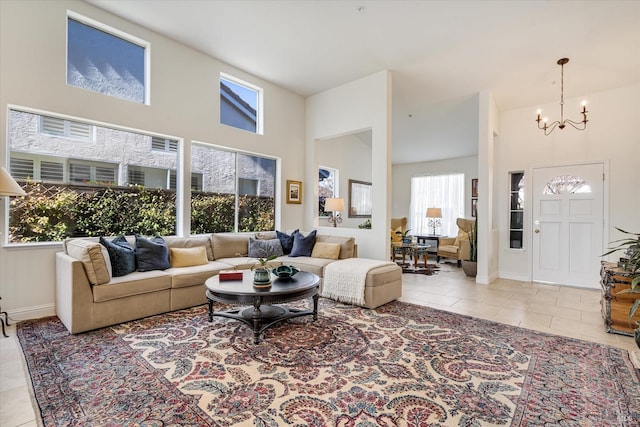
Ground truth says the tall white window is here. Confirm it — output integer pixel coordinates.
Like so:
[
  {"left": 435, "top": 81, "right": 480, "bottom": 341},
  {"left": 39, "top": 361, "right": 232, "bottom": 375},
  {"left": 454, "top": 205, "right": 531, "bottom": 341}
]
[
  {"left": 318, "top": 166, "right": 338, "bottom": 217},
  {"left": 410, "top": 174, "right": 464, "bottom": 237}
]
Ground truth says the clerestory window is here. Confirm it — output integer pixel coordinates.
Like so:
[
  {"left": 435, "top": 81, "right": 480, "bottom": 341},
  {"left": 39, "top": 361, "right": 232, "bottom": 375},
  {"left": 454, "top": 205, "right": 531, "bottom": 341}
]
[
  {"left": 220, "top": 74, "right": 262, "bottom": 134},
  {"left": 67, "top": 12, "right": 149, "bottom": 104}
]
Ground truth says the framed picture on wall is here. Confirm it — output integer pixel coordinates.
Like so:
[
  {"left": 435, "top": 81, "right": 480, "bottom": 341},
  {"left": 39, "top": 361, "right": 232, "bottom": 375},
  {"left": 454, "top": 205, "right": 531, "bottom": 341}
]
[
  {"left": 472, "top": 198, "right": 478, "bottom": 217},
  {"left": 286, "top": 180, "right": 302, "bottom": 204},
  {"left": 472, "top": 178, "right": 478, "bottom": 198}
]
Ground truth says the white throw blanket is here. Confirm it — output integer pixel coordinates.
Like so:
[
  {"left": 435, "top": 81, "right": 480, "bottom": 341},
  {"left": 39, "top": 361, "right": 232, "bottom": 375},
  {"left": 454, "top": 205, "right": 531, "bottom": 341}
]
[{"left": 321, "top": 258, "right": 396, "bottom": 306}]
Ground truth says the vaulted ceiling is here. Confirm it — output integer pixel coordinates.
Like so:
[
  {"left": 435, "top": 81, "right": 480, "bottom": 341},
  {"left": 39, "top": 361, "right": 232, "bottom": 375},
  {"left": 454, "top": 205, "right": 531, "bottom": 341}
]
[{"left": 88, "top": 0, "right": 640, "bottom": 164}]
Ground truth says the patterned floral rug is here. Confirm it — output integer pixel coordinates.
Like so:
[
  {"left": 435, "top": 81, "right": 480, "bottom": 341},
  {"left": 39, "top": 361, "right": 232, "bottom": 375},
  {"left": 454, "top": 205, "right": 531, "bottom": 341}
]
[{"left": 17, "top": 299, "right": 640, "bottom": 426}]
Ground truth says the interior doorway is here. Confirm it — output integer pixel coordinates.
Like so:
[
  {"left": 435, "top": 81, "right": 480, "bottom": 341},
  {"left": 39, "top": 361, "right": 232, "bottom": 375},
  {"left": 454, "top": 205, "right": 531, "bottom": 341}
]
[{"left": 531, "top": 162, "right": 605, "bottom": 289}]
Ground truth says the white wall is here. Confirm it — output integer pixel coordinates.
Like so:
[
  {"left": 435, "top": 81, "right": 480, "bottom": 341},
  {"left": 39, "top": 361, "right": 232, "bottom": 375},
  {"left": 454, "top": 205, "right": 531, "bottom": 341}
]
[
  {"left": 497, "top": 84, "right": 640, "bottom": 282},
  {"left": 0, "top": 0, "right": 306, "bottom": 318},
  {"left": 305, "top": 71, "right": 392, "bottom": 260},
  {"left": 392, "top": 155, "right": 478, "bottom": 232}
]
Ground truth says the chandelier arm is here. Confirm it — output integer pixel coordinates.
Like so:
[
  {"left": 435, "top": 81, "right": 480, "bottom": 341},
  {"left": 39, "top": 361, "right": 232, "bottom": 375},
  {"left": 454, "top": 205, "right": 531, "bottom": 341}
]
[
  {"left": 544, "top": 121, "right": 560, "bottom": 136},
  {"left": 564, "top": 119, "right": 588, "bottom": 130}
]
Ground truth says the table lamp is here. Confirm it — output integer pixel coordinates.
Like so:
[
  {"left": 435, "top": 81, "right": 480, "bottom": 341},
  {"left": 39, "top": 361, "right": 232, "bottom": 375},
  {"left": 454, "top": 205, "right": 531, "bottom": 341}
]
[
  {"left": 0, "top": 166, "right": 26, "bottom": 337},
  {"left": 325, "top": 198, "right": 344, "bottom": 227},
  {"left": 426, "top": 207, "right": 442, "bottom": 235}
]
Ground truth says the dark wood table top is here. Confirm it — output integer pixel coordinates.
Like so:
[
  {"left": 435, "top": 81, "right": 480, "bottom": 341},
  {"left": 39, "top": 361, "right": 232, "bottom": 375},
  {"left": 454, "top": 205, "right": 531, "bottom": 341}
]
[{"left": 205, "top": 270, "right": 320, "bottom": 297}]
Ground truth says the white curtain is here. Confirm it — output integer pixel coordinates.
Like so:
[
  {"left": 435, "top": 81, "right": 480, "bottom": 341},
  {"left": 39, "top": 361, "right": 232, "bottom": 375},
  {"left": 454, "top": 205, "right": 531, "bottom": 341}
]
[{"left": 410, "top": 173, "right": 465, "bottom": 237}]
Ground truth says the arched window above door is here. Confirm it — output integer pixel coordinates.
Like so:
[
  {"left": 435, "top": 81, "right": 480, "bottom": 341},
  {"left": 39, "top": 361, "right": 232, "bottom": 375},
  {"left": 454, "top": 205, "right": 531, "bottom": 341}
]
[{"left": 542, "top": 175, "right": 592, "bottom": 195}]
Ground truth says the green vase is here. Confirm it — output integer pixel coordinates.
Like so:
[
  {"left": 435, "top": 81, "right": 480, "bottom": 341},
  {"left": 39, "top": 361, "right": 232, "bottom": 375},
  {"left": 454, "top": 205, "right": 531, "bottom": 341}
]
[{"left": 253, "top": 269, "right": 271, "bottom": 287}]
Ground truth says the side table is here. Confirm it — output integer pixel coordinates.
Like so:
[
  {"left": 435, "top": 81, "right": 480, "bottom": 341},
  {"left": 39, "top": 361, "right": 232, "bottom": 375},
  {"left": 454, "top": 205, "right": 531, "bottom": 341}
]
[{"left": 415, "top": 235, "right": 441, "bottom": 254}]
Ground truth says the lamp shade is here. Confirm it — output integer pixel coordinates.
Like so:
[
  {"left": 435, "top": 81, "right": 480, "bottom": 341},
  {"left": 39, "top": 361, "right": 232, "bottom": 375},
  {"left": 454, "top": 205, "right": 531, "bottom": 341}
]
[
  {"left": 426, "top": 207, "right": 442, "bottom": 218},
  {"left": 0, "top": 167, "right": 26, "bottom": 197},
  {"left": 325, "top": 198, "right": 344, "bottom": 212}
]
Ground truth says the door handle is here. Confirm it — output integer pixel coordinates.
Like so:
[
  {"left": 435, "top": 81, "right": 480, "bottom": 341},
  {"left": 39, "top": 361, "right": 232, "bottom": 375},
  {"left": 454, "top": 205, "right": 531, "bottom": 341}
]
[{"left": 534, "top": 229, "right": 540, "bottom": 233}]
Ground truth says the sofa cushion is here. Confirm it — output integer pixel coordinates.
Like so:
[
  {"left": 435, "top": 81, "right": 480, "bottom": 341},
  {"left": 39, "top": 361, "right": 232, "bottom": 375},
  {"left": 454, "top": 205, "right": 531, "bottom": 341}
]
[
  {"left": 311, "top": 242, "right": 341, "bottom": 260},
  {"left": 254, "top": 231, "right": 276, "bottom": 240},
  {"left": 276, "top": 255, "right": 334, "bottom": 277},
  {"left": 100, "top": 236, "right": 136, "bottom": 277},
  {"left": 167, "top": 261, "right": 233, "bottom": 289},
  {"left": 248, "top": 237, "right": 283, "bottom": 258},
  {"left": 276, "top": 230, "right": 298, "bottom": 255},
  {"left": 163, "top": 235, "right": 214, "bottom": 261},
  {"left": 454, "top": 229, "right": 469, "bottom": 247},
  {"left": 215, "top": 257, "right": 282, "bottom": 270},
  {"left": 390, "top": 227, "right": 403, "bottom": 243},
  {"left": 93, "top": 270, "right": 171, "bottom": 302},
  {"left": 65, "top": 239, "right": 111, "bottom": 285},
  {"left": 169, "top": 246, "right": 208, "bottom": 268},
  {"left": 212, "top": 233, "right": 252, "bottom": 259},
  {"left": 290, "top": 230, "right": 317, "bottom": 257},
  {"left": 135, "top": 235, "right": 170, "bottom": 272},
  {"left": 315, "top": 235, "right": 356, "bottom": 259}
]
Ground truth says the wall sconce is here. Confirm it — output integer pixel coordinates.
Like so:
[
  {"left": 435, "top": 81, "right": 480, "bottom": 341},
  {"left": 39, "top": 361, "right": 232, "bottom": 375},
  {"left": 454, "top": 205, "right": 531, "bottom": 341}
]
[
  {"left": 426, "top": 207, "right": 442, "bottom": 235},
  {"left": 325, "top": 198, "right": 344, "bottom": 227}
]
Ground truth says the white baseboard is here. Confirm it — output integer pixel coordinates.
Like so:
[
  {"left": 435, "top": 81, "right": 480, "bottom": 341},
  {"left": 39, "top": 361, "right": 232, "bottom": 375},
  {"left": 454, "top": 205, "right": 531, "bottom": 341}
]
[
  {"left": 6, "top": 303, "right": 55, "bottom": 322},
  {"left": 498, "top": 271, "right": 530, "bottom": 282}
]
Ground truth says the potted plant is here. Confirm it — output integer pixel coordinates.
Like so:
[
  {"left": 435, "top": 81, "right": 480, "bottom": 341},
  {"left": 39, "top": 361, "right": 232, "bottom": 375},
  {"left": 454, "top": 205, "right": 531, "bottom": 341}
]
[
  {"left": 604, "top": 228, "right": 640, "bottom": 345},
  {"left": 251, "top": 255, "right": 278, "bottom": 288},
  {"left": 396, "top": 229, "right": 412, "bottom": 244},
  {"left": 461, "top": 217, "right": 477, "bottom": 277}
]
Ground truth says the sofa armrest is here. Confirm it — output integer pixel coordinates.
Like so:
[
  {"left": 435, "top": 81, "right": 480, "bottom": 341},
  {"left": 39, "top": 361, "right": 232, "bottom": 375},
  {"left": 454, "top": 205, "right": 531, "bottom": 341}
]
[{"left": 56, "top": 252, "right": 95, "bottom": 334}]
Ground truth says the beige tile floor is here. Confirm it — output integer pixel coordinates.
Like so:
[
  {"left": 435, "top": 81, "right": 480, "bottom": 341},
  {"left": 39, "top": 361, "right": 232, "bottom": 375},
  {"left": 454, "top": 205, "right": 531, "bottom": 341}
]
[{"left": 1, "top": 265, "right": 637, "bottom": 426}]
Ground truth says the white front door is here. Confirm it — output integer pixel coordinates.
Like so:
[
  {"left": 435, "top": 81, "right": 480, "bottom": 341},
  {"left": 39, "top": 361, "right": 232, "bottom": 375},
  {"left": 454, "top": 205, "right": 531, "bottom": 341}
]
[{"left": 532, "top": 163, "right": 604, "bottom": 288}]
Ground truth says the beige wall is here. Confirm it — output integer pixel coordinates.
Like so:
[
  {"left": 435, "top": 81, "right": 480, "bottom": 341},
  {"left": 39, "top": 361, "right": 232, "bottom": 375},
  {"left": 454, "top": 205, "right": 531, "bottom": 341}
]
[
  {"left": 0, "top": 0, "right": 305, "bottom": 318},
  {"left": 497, "top": 84, "right": 640, "bottom": 282},
  {"left": 305, "top": 71, "right": 392, "bottom": 260}
]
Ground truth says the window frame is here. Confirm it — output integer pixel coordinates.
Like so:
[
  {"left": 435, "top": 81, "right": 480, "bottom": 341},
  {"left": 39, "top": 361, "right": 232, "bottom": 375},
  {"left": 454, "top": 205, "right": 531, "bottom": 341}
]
[
  {"left": 508, "top": 171, "right": 525, "bottom": 250},
  {"left": 66, "top": 11, "right": 151, "bottom": 105},
  {"left": 219, "top": 72, "right": 263, "bottom": 135}
]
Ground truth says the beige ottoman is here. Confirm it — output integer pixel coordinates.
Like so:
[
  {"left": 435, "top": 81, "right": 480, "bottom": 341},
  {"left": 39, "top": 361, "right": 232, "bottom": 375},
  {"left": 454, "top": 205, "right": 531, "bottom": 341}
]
[
  {"left": 322, "top": 259, "right": 402, "bottom": 309},
  {"left": 362, "top": 262, "right": 403, "bottom": 309}
]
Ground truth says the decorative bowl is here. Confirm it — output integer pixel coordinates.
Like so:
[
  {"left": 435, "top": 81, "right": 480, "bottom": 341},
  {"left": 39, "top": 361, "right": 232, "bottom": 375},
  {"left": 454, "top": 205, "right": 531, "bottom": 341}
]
[{"left": 272, "top": 265, "right": 299, "bottom": 281}]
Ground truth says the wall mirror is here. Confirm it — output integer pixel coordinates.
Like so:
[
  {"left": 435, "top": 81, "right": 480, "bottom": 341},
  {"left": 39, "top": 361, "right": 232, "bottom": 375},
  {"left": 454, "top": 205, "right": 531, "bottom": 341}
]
[{"left": 348, "top": 179, "right": 372, "bottom": 218}]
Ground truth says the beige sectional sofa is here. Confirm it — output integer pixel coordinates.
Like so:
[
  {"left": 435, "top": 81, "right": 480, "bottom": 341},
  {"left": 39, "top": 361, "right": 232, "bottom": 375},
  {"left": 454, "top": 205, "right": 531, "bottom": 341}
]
[{"left": 56, "top": 231, "right": 401, "bottom": 334}]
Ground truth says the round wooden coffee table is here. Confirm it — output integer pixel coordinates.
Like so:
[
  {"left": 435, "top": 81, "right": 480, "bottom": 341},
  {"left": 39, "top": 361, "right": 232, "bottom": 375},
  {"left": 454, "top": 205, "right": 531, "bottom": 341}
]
[{"left": 205, "top": 270, "right": 320, "bottom": 344}]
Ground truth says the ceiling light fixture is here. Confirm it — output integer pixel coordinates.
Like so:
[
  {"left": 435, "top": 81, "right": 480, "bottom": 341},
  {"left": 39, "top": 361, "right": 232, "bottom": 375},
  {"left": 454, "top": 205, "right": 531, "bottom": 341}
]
[{"left": 536, "top": 58, "right": 588, "bottom": 136}]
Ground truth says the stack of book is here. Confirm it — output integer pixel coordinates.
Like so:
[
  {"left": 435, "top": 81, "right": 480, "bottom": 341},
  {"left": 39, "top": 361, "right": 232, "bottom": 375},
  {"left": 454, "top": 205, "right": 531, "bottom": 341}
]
[{"left": 219, "top": 270, "right": 243, "bottom": 281}]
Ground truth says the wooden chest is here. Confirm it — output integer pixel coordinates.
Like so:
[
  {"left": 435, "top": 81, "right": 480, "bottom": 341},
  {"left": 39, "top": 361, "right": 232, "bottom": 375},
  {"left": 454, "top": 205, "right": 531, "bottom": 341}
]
[{"left": 600, "top": 261, "right": 640, "bottom": 336}]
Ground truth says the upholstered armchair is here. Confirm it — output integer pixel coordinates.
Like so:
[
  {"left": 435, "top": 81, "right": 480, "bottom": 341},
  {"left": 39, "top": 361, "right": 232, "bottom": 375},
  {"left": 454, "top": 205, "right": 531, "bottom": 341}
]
[
  {"left": 390, "top": 217, "right": 408, "bottom": 262},
  {"left": 436, "top": 218, "right": 474, "bottom": 266}
]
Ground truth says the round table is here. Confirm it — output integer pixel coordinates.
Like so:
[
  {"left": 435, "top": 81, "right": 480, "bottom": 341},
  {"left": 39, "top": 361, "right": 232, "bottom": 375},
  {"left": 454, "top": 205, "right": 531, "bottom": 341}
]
[{"left": 205, "top": 270, "right": 320, "bottom": 344}]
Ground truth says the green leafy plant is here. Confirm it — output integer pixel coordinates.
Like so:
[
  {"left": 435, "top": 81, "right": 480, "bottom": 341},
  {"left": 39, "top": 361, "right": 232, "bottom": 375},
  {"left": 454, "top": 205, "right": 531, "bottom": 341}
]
[
  {"left": 251, "top": 255, "right": 278, "bottom": 272},
  {"left": 395, "top": 229, "right": 411, "bottom": 241},
  {"left": 602, "top": 227, "right": 640, "bottom": 273},
  {"left": 358, "top": 219, "right": 372, "bottom": 229},
  {"left": 604, "top": 227, "right": 640, "bottom": 327},
  {"left": 467, "top": 217, "right": 478, "bottom": 262}
]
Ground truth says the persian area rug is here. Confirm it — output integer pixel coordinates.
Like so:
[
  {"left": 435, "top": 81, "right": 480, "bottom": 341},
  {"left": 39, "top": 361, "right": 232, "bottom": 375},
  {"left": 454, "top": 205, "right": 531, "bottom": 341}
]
[{"left": 18, "top": 299, "right": 640, "bottom": 426}]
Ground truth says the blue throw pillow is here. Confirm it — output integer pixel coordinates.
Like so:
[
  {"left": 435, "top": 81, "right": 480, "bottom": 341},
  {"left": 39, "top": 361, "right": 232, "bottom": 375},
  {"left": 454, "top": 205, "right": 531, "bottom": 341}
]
[
  {"left": 289, "top": 230, "right": 317, "bottom": 257},
  {"left": 276, "top": 229, "right": 298, "bottom": 255},
  {"left": 135, "top": 235, "right": 170, "bottom": 272},
  {"left": 100, "top": 236, "right": 136, "bottom": 277},
  {"left": 248, "top": 237, "right": 284, "bottom": 258}
]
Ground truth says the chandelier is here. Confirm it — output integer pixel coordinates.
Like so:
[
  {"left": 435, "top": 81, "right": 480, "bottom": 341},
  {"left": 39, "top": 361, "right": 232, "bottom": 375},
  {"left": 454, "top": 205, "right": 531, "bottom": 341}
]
[{"left": 536, "top": 58, "right": 588, "bottom": 136}]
